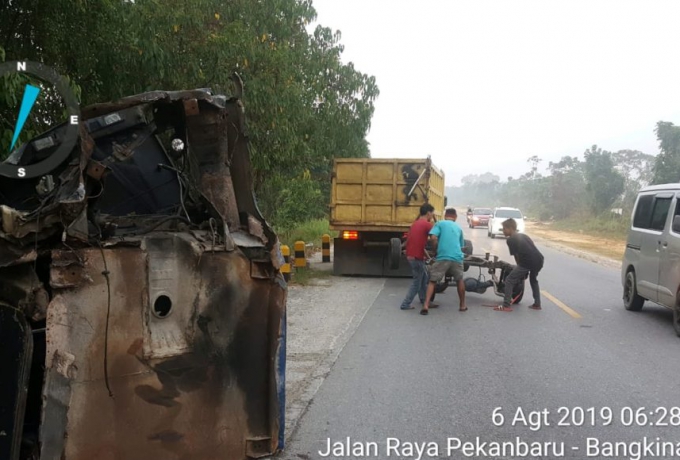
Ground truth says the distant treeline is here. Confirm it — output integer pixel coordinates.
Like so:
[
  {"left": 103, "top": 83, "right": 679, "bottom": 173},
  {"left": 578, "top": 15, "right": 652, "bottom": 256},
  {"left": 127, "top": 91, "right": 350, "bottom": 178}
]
[{"left": 448, "top": 122, "right": 680, "bottom": 221}]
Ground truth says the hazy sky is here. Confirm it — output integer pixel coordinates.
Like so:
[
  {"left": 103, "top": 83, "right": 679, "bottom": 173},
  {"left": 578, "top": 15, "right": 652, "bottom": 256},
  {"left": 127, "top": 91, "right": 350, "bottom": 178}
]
[{"left": 310, "top": 0, "right": 680, "bottom": 185}]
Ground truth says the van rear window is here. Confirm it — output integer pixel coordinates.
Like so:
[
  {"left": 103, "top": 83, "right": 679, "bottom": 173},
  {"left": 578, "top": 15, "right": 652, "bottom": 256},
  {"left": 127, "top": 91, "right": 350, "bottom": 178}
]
[
  {"left": 634, "top": 194, "right": 673, "bottom": 230},
  {"left": 633, "top": 195, "right": 654, "bottom": 228},
  {"left": 650, "top": 197, "right": 672, "bottom": 231}
]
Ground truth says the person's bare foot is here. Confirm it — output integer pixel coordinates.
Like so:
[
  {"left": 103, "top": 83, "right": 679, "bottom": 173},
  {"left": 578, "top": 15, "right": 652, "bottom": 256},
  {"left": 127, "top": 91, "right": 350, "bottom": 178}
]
[{"left": 459, "top": 305, "right": 468, "bottom": 312}]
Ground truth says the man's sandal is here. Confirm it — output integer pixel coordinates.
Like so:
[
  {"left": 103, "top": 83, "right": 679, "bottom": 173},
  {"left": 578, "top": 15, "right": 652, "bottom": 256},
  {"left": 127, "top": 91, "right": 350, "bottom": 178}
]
[
  {"left": 493, "top": 305, "right": 513, "bottom": 312},
  {"left": 420, "top": 309, "right": 429, "bottom": 315}
]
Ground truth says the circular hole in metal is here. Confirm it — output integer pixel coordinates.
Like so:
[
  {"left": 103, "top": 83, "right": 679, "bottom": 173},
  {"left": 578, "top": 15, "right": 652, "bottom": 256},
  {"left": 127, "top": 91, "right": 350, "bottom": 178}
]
[{"left": 153, "top": 295, "right": 172, "bottom": 318}]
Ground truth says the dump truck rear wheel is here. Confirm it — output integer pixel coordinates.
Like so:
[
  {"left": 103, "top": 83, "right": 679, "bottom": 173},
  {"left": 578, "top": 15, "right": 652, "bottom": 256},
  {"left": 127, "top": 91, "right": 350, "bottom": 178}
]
[{"left": 388, "top": 238, "right": 401, "bottom": 270}]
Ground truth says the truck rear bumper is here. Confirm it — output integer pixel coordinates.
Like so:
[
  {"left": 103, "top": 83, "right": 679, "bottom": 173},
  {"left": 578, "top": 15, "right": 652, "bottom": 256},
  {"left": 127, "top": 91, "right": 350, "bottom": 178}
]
[{"left": 333, "top": 238, "right": 412, "bottom": 277}]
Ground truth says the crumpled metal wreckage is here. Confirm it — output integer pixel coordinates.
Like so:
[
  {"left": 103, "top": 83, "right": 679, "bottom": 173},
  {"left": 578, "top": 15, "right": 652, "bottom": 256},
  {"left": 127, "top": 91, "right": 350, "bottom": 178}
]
[{"left": 0, "top": 78, "right": 287, "bottom": 460}]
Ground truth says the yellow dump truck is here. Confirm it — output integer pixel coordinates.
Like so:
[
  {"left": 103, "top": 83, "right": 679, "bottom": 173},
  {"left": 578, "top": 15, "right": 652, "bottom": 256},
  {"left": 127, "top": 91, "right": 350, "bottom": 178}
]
[{"left": 330, "top": 157, "right": 446, "bottom": 276}]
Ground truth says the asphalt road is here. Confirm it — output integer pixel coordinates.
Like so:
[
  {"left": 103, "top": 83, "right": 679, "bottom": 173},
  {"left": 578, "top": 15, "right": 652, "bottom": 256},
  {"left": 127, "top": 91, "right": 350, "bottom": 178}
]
[{"left": 280, "top": 226, "right": 680, "bottom": 460}]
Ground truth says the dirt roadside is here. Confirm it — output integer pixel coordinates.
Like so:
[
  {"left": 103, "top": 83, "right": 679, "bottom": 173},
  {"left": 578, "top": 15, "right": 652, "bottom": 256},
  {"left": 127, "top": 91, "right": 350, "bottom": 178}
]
[{"left": 525, "top": 221, "right": 625, "bottom": 269}]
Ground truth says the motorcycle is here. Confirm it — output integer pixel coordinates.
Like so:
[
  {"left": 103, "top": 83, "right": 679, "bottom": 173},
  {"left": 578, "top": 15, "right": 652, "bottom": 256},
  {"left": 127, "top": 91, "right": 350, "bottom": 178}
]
[{"left": 427, "top": 239, "right": 525, "bottom": 304}]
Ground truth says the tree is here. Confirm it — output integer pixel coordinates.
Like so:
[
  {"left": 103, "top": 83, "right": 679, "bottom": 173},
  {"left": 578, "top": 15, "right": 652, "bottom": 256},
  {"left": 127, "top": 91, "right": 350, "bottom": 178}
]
[
  {"left": 545, "top": 156, "right": 586, "bottom": 219},
  {"left": 478, "top": 172, "right": 500, "bottom": 184},
  {"left": 583, "top": 145, "right": 625, "bottom": 214},
  {"left": 527, "top": 155, "right": 542, "bottom": 179},
  {"left": 612, "top": 149, "right": 655, "bottom": 211},
  {"left": 0, "top": 0, "right": 379, "bottom": 226},
  {"left": 651, "top": 121, "right": 680, "bottom": 185}
]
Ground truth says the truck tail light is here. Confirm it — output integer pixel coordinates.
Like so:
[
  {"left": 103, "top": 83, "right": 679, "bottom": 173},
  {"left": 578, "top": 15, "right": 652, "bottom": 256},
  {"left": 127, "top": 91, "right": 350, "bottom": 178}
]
[{"left": 342, "top": 231, "right": 359, "bottom": 240}]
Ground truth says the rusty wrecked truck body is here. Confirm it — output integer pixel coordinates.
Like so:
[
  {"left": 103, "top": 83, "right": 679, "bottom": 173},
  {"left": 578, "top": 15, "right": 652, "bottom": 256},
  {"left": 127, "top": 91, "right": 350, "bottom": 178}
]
[{"left": 0, "top": 82, "right": 287, "bottom": 460}]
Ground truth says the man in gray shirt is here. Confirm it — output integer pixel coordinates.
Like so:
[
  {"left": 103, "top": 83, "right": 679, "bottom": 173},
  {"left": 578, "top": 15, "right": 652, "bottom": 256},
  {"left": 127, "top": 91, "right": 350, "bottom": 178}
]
[{"left": 494, "top": 218, "right": 544, "bottom": 312}]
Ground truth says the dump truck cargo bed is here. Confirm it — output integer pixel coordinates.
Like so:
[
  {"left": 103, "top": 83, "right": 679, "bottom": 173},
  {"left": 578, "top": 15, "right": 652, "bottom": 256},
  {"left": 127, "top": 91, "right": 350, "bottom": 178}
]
[
  {"left": 330, "top": 158, "right": 445, "bottom": 276},
  {"left": 330, "top": 158, "right": 445, "bottom": 231}
]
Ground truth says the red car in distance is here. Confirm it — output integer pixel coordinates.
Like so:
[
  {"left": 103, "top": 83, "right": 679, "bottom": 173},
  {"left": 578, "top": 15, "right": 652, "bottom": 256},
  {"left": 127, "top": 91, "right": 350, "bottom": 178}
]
[{"left": 469, "top": 207, "right": 492, "bottom": 228}]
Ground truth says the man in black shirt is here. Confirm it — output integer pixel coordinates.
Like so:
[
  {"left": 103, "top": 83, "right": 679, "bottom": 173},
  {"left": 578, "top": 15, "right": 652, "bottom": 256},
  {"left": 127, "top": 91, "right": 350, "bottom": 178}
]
[{"left": 494, "top": 218, "right": 544, "bottom": 311}]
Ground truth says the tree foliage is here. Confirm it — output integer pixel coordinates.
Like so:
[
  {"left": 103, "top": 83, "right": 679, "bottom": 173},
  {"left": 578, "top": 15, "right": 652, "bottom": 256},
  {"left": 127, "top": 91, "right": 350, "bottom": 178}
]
[
  {"left": 612, "top": 149, "right": 655, "bottom": 210},
  {"left": 583, "top": 145, "right": 625, "bottom": 215},
  {"left": 0, "top": 0, "right": 378, "bottom": 228},
  {"left": 652, "top": 121, "right": 680, "bottom": 185}
]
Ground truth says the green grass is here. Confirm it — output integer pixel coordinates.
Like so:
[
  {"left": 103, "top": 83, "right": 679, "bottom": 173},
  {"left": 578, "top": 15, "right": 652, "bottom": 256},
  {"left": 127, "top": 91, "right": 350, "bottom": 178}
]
[
  {"left": 276, "top": 219, "right": 338, "bottom": 249},
  {"left": 551, "top": 214, "right": 630, "bottom": 239},
  {"left": 288, "top": 267, "right": 333, "bottom": 286}
]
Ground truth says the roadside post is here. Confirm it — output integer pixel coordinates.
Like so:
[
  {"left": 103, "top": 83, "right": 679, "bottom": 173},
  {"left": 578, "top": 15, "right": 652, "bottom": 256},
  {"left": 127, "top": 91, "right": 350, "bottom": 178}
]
[
  {"left": 294, "top": 241, "right": 306, "bottom": 268},
  {"left": 322, "top": 234, "right": 331, "bottom": 263},
  {"left": 281, "top": 245, "right": 291, "bottom": 281}
]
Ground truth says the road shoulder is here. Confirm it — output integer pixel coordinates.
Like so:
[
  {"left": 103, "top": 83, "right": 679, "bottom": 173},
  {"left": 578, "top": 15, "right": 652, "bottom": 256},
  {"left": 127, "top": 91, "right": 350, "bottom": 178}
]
[{"left": 284, "top": 273, "right": 385, "bottom": 442}]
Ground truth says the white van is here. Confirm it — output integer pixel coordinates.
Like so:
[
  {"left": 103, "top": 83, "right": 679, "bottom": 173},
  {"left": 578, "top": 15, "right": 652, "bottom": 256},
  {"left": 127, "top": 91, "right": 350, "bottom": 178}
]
[{"left": 622, "top": 184, "right": 680, "bottom": 336}]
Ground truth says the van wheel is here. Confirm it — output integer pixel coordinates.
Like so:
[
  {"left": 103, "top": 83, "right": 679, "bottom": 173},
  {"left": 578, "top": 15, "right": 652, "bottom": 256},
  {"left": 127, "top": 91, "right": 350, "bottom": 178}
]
[
  {"left": 623, "top": 270, "right": 644, "bottom": 311},
  {"left": 673, "top": 293, "right": 680, "bottom": 337}
]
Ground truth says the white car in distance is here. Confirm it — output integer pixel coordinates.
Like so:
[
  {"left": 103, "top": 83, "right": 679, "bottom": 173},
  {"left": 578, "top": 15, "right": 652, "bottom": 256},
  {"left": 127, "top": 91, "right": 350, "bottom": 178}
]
[{"left": 488, "top": 207, "right": 525, "bottom": 238}]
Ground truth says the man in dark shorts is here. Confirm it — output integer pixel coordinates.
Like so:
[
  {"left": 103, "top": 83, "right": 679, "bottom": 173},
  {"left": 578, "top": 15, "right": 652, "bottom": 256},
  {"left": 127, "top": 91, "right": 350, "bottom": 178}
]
[
  {"left": 494, "top": 218, "right": 545, "bottom": 312},
  {"left": 422, "top": 208, "right": 467, "bottom": 315},
  {"left": 400, "top": 204, "right": 436, "bottom": 310}
]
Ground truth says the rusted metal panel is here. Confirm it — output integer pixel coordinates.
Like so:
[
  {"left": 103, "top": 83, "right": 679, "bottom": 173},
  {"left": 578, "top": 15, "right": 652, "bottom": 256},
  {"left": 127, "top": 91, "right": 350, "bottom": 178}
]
[
  {"left": 49, "top": 250, "right": 91, "bottom": 289},
  {"left": 183, "top": 98, "right": 200, "bottom": 116},
  {"left": 142, "top": 234, "right": 200, "bottom": 360},
  {"left": 41, "top": 240, "right": 285, "bottom": 460}
]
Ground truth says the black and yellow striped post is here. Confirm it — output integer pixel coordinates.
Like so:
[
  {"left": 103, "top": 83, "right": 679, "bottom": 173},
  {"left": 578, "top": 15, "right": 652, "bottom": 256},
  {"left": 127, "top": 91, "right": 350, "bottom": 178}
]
[
  {"left": 281, "top": 245, "right": 291, "bottom": 281},
  {"left": 294, "top": 241, "right": 306, "bottom": 268},
  {"left": 322, "top": 234, "right": 331, "bottom": 263}
]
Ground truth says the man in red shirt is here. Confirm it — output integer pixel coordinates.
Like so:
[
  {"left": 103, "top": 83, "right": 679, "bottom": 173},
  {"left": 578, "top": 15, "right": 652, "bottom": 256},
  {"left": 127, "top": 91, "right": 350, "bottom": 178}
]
[{"left": 400, "top": 204, "right": 437, "bottom": 310}]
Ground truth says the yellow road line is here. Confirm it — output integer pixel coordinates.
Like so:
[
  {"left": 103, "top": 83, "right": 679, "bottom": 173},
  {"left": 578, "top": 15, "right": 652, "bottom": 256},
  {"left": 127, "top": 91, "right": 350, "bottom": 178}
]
[{"left": 542, "top": 290, "right": 582, "bottom": 319}]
